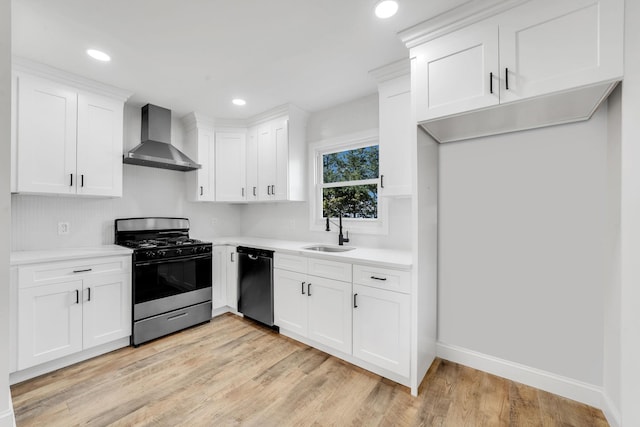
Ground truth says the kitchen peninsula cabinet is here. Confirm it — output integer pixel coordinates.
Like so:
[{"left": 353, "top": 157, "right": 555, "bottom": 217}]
[
  {"left": 403, "top": 0, "right": 623, "bottom": 141},
  {"left": 212, "top": 245, "right": 238, "bottom": 312},
  {"left": 11, "top": 59, "right": 130, "bottom": 196}
]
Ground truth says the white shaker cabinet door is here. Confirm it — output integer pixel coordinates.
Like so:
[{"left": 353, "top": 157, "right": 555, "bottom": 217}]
[
  {"left": 82, "top": 273, "right": 131, "bottom": 349},
  {"left": 245, "top": 126, "right": 259, "bottom": 201},
  {"left": 215, "top": 132, "right": 247, "bottom": 202},
  {"left": 499, "top": 0, "right": 623, "bottom": 104},
  {"left": 16, "top": 74, "right": 78, "bottom": 194},
  {"left": 412, "top": 22, "right": 499, "bottom": 122},
  {"left": 273, "top": 268, "right": 308, "bottom": 336},
  {"left": 273, "top": 117, "right": 289, "bottom": 201},
  {"left": 257, "top": 122, "right": 276, "bottom": 200},
  {"left": 76, "top": 93, "right": 124, "bottom": 197},
  {"left": 352, "top": 284, "right": 410, "bottom": 377},
  {"left": 212, "top": 246, "right": 228, "bottom": 310},
  {"left": 306, "top": 276, "right": 352, "bottom": 354},
  {"left": 226, "top": 247, "right": 239, "bottom": 311},
  {"left": 18, "top": 280, "right": 83, "bottom": 370}
]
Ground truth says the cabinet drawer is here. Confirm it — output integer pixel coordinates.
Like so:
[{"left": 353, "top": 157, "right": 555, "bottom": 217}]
[
  {"left": 308, "top": 258, "right": 352, "bottom": 283},
  {"left": 274, "top": 253, "right": 308, "bottom": 273},
  {"left": 353, "top": 264, "right": 410, "bottom": 294},
  {"left": 18, "top": 256, "right": 131, "bottom": 289}
]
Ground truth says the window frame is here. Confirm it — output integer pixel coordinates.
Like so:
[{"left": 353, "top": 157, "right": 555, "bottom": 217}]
[{"left": 309, "top": 129, "right": 388, "bottom": 235}]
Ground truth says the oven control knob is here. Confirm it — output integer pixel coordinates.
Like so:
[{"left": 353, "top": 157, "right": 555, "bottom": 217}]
[
  {"left": 157, "top": 250, "right": 167, "bottom": 257},
  {"left": 144, "top": 251, "right": 155, "bottom": 258},
  {"left": 175, "top": 249, "right": 182, "bottom": 255}
]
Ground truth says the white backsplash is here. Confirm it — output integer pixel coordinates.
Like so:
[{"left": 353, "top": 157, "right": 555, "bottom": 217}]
[{"left": 11, "top": 164, "right": 242, "bottom": 251}]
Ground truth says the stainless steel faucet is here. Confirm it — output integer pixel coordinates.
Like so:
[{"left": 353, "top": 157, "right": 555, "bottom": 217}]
[{"left": 325, "top": 215, "right": 350, "bottom": 245}]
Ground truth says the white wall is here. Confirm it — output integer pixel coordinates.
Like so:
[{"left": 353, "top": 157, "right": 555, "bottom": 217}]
[
  {"left": 603, "top": 86, "right": 621, "bottom": 425},
  {"left": 240, "top": 93, "right": 413, "bottom": 250},
  {"left": 0, "top": 0, "right": 14, "bottom": 424},
  {"left": 438, "top": 106, "right": 608, "bottom": 389},
  {"left": 11, "top": 104, "right": 242, "bottom": 251},
  {"left": 620, "top": 1, "right": 640, "bottom": 424}
]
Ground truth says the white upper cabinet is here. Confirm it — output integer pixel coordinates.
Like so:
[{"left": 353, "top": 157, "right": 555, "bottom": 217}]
[
  {"left": 412, "top": 23, "right": 499, "bottom": 122},
  {"left": 403, "top": 0, "right": 623, "bottom": 141},
  {"left": 215, "top": 131, "right": 247, "bottom": 202},
  {"left": 371, "top": 61, "right": 413, "bottom": 198},
  {"left": 257, "top": 121, "right": 277, "bottom": 200},
  {"left": 12, "top": 61, "right": 129, "bottom": 196},
  {"left": 245, "top": 126, "right": 259, "bottom": 201},
  {"left": 182, "top": 113, "right": 215, "bottom": 202}
]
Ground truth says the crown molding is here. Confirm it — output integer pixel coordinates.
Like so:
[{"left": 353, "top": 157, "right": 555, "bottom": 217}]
[
  {"left": 12, "top": 56, "right": 133, "bottom": 102},
  {"left": 369, "top": 58, "right": 410, "bottom": 83},
  {"left": 182, "top": 103, "right": 308, "bottom": 132},
  {"left": 398, "top": 0, "right": 529, "bottom": 49}
]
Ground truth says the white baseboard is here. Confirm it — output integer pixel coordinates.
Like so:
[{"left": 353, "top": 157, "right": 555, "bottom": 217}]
[
  {"left": 601, "top": 391, "right": 621, "bottom": 427},
  {"left": 436, "top": 342, "right": 603, "bottom": 408},
  {"left": 0, "top": 395, "right": 15, "bottom": 427}
]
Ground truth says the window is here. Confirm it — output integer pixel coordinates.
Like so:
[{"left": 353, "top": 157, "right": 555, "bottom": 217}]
[
  {"left": 310, "top": 130, "right": 388, "bottom": 235},
  {"left": 322, "top": 146, "right": 379, "bottom": 219}
]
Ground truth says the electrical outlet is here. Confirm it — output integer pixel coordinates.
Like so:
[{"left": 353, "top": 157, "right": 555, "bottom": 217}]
[{"left": 58, "top": 222, "right": 70, "bottom": 235}]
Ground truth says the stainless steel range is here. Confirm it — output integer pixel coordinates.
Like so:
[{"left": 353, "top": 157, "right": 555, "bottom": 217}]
[{"left": 115, "top": 217, "right": 212, "bottom": 346}]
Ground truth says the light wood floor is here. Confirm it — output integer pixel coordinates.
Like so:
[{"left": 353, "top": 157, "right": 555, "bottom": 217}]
[{"left": 11, "top": 313, "right": 608, "bottom": 427}]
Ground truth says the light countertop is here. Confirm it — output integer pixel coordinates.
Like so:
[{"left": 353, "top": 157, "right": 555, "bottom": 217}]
[
  {"left": 10, "top": 245, "right": 133, "bottom": 266},
  {"left": 207, "top": 236, "right": 412, "bottom": 270}
]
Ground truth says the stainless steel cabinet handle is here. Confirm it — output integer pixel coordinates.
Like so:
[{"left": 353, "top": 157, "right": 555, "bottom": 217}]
[
  {"left": 380, "top": 175, "right": 384, "bottom": 189},
  {"left": 353, "top": 293, "right": 358, "bottom": 308},
  {"left": 301, "top": 281, "right": 306, "bottom": 295},
  {"left": 87, "top": 287, "right": 91, "bottom": 302},
  {"left": 75, "top": 289, "right": 79, "bottom": 304},
  {"left": 271, "top": 185, "right": 275, "bottom": 195},
  {"left": 505, "top": 67, "right": 509, "bottom": 90},
  {"left": 70, "top": 173, "right": 73, "bottom": 186},
  {"left": 73, "top": 268, "right": 92, "bottom": 273},
  {"left": 370, "top": 276, "right": 387, "bottom": 281},
  {"left": 81, "top": 174, "right": 84, "bottom": 187},
  {"left": 253, "top": 186, "right": 257, "bottom": 197},
  {"left": 489, "top": 72, "right": 493, "bottom": 94},
  {"left": 307, "top": 283, "right": 312, "bottom": 296},
  {"left": 267, "top": 186, "right": 271, "bottom": 195},
  {"left": 200, "top": 186, "right": 204, "bottom": 196}
]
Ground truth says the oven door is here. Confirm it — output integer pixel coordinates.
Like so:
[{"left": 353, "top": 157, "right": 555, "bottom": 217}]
[{"left": 133, "top": 253, "right": 212, "bottom": 321}]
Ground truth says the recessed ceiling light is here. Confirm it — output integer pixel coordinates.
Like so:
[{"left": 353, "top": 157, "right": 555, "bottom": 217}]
[
  {"left": 232, "top": 99, "right": 246, "bottom": 106},
  {"left": 86, "top": 49, "right": 111, "bottom": 62},
  {"left": 374, "top": 0, "right": 398, "bottom": 19}
]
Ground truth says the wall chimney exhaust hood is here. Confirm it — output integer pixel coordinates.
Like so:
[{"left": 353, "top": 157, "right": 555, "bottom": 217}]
[{"left": 123, "top": 104, "right": 201, "bottom": 171}]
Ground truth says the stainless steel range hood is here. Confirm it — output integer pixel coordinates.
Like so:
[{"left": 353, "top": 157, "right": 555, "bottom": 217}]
[{"left": 123, "top": 104, "right": 201, "bottom": 171}]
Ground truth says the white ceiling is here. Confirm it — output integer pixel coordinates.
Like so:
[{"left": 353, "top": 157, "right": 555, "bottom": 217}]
[{"left": 12, "top": 0, "right": 469, "bottom": 119}]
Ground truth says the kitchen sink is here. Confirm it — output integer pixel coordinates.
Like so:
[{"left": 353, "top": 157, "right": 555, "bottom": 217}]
[{"left": 302, "top": 245, "right": 355, "bottom": 253}]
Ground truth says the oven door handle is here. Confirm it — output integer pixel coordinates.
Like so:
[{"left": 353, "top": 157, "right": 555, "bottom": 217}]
[{"left": 135, "top": 253, "right": 212, "bottom": 266}]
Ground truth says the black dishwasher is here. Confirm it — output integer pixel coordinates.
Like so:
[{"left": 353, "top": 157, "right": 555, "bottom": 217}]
[{"left": 237, "top": 246, "right": 275, "bottom": 327}]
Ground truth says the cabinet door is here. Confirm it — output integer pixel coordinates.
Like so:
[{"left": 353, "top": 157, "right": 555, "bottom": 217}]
[
  {"left": 76, "top": 93, "right": 124, "bottom": 197},
  {"left": 352, "top": 284, "right": 410, "bottom": 377},
  {"left": 18, "top": 280, "right": 83, "bottom": 369},
  {"left": 245, "top": 126, "right": 259, "bottom": 201},
  {"left": 212, "top": 246, "right": 228, "bottom": 310},
  {"left": 379, "top": 76, "right": 412, "bottom": 197},
  {"left": 273, "top": 268, "right": 308, "bottom": 336},
  {"left": 16, "top": 74, "right": 78, "bottom": 194},
  {"left": 82, "top": 273, "right": 131, "bottom": 349},
  {"left": 499, "top": 0, "right": 623, "bottom": 104},
  {"left": 257, "top": 122, "right": 276, "bottom": 200},
  {"left": 215, "top": 132, "right": 247, "bottom": 202},
  {"left": 226, "top": 247, "right": 239, "bottom": 311},
  {"left": 196, "top": 128, "right": 216, "bottom": 201},
  {"left": 306, "top": 276, "right": 352, "bottom": 354},
  {"left": 273, "top": 117, "right": 289, "bottom": 200},
  {"left": 412, "top": 22, "right": 499, "bottom": 122}
]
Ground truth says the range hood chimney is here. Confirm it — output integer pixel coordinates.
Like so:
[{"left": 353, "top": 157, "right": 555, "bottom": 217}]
[{"left": 123, "top": 104, "right": 201, "bottom": 171}]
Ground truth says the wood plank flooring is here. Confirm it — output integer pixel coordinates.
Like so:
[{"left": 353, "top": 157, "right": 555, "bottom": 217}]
[{"left": 11, "top": 313, "right": 609, "bottom": 426}]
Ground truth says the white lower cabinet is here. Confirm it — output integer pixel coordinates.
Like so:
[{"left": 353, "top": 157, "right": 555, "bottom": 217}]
[
  {"left": 352, "top": 284, "right": 410, "bottom": 377},
  {"left": 274, "top": 253, "right": 411, "bottom": 381},
  {"left": 212, "top": 245, "right": 238, "bottom": 312},
  {"left": 16, "top": 255, "right": 131, "bottom": 370}
]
